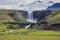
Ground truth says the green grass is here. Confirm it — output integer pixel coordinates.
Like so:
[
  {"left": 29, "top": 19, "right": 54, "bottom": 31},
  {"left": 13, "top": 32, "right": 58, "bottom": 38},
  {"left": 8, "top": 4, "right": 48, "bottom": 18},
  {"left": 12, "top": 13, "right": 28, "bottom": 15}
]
[
  {"left": 46, "top": 13, "right": 60, "bottom": 24},
  {"left": 0, "top": 35, "right": 60, "bottom": 40},
  {"left": 0, "top": 29, "right": 60, "bottom": 40},
  {"left": 0, "top": 10, "right": 15, "bottom": 22},
  {"left": 0, "top": 10, "right": 29, "bottom": 24},
  {"left": 0, "top": 23, "right": 8, "bottom": 32}
]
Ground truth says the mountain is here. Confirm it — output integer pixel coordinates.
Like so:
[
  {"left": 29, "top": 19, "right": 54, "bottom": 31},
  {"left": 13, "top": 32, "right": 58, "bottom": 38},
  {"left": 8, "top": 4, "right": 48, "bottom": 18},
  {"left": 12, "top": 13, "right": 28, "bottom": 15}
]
[{"left": 47, "top": 3, "right": 60, "bottom": 10}]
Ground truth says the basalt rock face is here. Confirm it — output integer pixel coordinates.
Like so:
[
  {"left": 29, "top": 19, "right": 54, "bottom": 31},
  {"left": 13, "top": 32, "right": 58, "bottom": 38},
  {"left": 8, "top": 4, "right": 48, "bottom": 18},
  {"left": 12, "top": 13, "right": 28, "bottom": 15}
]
[
  {"left": 15, "top": 10, "right": 27, "bottom": 19},
  {"left": 13, "top": 10, "right": 51, "bottom": 23},
  {"left": 8, "top": 10, "right": 28, "bottom": 24},
  {"left": 33, "top": 10, "right": 51, "bottom": 22}
]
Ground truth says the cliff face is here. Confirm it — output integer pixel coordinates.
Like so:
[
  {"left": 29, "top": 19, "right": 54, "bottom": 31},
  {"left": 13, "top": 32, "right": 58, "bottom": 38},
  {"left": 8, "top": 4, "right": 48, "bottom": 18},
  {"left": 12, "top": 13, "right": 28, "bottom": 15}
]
[
  {"left": 33, "top": 10, "right": 51, "bottom": 21},
  {"left": 7, "top": 10, "right": 51, "bottom": 23},
  {"left": 12, "top": 10, "right": 51, "bottom": 23},
  {"left": 0, "top": 10, "right": 60, "bottom": 30},
  {"left": 8, "top": 10, "right": 28, "bottom": 24}
]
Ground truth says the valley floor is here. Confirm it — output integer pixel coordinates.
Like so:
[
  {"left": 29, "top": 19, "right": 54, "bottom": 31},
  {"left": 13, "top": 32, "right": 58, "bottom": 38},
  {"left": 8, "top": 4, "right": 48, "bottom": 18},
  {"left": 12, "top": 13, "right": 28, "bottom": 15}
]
[
  {"left": 0, "top": 29, "right": 60, "bottom": 40},
  {"left": 0, "top": 35, "right": 60, "bottom": 40}
]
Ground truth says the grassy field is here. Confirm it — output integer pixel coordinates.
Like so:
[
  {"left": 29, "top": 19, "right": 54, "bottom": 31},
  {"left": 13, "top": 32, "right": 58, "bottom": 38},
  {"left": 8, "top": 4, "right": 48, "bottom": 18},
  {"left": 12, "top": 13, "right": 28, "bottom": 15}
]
[{"left": 0, "top": 29, "right": 60, "bottom": 40}]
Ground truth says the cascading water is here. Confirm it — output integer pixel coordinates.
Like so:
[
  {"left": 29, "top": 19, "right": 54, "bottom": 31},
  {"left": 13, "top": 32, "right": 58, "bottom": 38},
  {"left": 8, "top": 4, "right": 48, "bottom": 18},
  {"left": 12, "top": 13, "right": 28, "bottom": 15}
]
[
  {"left": 26, "top": 11, "right": 37, "bottom": 23},
  {"left": 27, "top": 11, "right": 33, "bottom": 22}
]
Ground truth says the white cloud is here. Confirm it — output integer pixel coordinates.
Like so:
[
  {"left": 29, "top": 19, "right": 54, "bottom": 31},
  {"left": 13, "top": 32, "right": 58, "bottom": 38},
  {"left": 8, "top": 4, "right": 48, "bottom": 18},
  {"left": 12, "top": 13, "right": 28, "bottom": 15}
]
[
  {"left": 50, "top": 0, "right": 60, "bottom": 3},
  {"left": 0, "top": 0, "right": 20, "bottom": 6},
  {"left": 0, "top": 0, "right": 36, "bottom": 5},
  {"left": 20, "top": 0, "right": 35, "bottom": 4},
  {"left": 39, "top": 0, "right": 60, "bottom": 3},
  {"left": 0, "top": 0, "right": 60, "bottom": 6},
  {"left": 0, "top": 0, "right": 60, "bottom": 10}
]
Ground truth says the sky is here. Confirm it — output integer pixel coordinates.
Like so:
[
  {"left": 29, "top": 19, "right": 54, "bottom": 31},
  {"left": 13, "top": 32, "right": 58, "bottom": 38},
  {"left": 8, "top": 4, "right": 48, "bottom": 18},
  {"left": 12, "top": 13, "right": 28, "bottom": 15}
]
[{"left": 0, "top": 0, "right": 60, "bottom": 6}]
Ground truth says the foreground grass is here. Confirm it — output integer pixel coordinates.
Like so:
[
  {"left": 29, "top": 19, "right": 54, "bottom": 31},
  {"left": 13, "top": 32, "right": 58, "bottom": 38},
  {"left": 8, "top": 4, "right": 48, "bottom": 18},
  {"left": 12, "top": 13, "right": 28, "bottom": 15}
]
[
  {"left": 0, "top": 35, "right": 60, "bottom": 40},
  {"left": 0, "top": 29, "right": 60, "bottom": 40}
]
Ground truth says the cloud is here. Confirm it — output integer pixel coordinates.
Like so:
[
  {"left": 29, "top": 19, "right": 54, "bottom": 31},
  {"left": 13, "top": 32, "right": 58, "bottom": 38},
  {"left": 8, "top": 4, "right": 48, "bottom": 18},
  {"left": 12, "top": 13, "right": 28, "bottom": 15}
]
[
  {"left": 0, "top": 0, "right": 60, "bottom": 6},
  {"left": 0, "top": 0, "right": 60, "bottom": 10},
  {"left": 0, "top": 0, "right": 36, "bottom": 5},
  {"left": 39, "top": 0, "right": 60, "bottom": 3},
  {"left": 50, "top": 0, "right": 60, "bottom": 3},
  {"left": 20, "top": 0, "right": 35, "bottom": 4},
  {"left": 0, "top": 0, "right": 20, "bottom": 6}
]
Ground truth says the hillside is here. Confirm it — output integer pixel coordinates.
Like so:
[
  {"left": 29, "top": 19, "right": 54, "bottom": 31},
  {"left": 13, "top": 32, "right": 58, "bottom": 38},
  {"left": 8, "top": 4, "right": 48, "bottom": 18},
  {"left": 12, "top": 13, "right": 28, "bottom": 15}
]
[
  {"left": 0, "top": 10, "right": 30, "bottom": 31},
  {"left": 37, "top": 10, "right": 60, "bottom": 30},
  {"left": 0, "top": 10, "right": 60, "bottom": 30},
  {"left": 0, "top": 10, "right": 28, "bottom": 24},
  {"left": 0, "top": 10, "right": 15, "bottom": 22}
]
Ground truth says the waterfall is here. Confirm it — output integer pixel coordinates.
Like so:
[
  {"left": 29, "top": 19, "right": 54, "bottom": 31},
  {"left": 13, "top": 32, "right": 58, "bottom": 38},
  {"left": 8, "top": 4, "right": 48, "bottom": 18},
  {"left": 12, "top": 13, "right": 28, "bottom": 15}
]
[
  {"left": 27, "top": 11, "right": 33, "bottom": 22},
  {"left": 26, "top": 11, "right": 37, "bottom": 23}
]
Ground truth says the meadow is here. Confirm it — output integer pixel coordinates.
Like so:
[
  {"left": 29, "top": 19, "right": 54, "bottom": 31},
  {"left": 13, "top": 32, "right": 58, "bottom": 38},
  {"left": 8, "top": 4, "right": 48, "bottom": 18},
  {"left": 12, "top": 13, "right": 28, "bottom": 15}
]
[{"left": 0, "top": 29, "right": 60, "bottom": 40}]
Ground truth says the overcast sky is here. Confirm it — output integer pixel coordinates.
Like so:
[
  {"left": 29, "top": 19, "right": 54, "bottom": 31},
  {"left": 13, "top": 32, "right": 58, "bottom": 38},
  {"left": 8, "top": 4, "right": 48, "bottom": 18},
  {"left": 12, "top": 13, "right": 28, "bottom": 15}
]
[{"left": 0, "top": 0, "right": 60, "bottom": 6}]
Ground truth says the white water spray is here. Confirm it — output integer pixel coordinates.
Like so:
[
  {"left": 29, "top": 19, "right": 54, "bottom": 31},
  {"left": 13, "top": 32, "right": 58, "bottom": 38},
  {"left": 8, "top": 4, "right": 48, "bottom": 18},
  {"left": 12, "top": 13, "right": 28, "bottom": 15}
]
[{"left": 25, "top": 24, "right": 31, "bottom": 29}]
